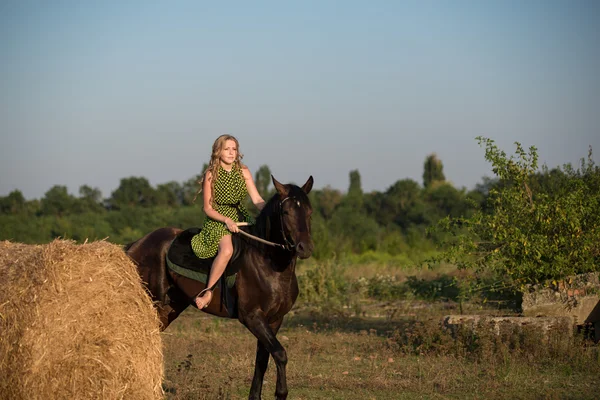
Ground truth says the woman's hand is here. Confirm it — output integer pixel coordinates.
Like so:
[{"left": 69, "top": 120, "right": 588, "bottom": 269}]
[{"left": 224, "top": 217, "right": 239, "bottom": 233}]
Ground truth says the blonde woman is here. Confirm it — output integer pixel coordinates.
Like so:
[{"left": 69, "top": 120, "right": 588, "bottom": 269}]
[{"left": 190, "top": 134, "right": 265, "bottom": 309}]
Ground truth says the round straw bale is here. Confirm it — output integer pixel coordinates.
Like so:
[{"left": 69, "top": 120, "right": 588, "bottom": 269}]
[{"left": 0, "top": 239, "right": 163, "bottom": 400}]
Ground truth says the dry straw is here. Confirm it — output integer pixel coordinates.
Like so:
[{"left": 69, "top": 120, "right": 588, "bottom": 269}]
[{"left": 0, "top": 239, "right": 164, "bottom": 400}]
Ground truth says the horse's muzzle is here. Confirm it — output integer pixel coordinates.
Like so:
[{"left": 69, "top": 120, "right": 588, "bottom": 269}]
[{"left": 295, "top": 241, "right": 314, "bottom": 259}]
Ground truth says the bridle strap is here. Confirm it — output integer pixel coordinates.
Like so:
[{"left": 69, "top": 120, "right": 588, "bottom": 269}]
[
  {"left": 234, "top": 195, "right": 297, "bottom": 251},
  {"left": 278, "top": 196, "right": 297, "bottom": 250}
]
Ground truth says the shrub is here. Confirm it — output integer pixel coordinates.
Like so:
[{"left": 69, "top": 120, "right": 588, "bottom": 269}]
[{"left": 430, "top": 137, "right": 600, "bottom": 284}]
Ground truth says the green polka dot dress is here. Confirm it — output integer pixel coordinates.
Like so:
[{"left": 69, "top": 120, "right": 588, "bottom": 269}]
[{"left": 191, "top": 165, "right": 253, "bottom": 259}]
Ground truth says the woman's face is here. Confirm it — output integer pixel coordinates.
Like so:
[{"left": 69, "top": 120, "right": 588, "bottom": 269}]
[{"left": 219, "top": 139, "right": 238, "bottom": 166}]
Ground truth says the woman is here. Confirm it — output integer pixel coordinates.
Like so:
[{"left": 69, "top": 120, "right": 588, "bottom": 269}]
[{"left": 191, "top": 134, "right": 265, "bottom": 309}]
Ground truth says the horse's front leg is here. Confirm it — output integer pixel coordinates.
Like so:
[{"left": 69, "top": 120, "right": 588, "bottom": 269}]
[
  {"left": 249, "top": 340, "right": 269, "bottom": 400},
  {"left": 249, "top": 319, "right": 283, "bottom": 399},
  {"left": 243, "top": 315, "right": 288, "bottom": 400}
]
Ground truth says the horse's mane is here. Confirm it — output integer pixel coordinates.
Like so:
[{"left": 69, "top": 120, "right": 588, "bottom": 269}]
[
  {"left": 250, "top": 184, "right": 310, "bottom": 242},
  {"left": 251, "top": 192, "right": 281, "bottom": 240}
]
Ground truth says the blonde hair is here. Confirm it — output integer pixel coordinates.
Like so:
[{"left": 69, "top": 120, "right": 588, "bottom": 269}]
[{"left": 193, "top": 134, "right": 245, "bottom": 205}]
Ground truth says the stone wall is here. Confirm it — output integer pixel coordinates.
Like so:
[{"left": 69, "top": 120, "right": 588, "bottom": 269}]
[
  {"left": 442, "top": 315, "right": 573, "bottom": 339},
  {"left": 522, "top": 272, "right": 600, "bottom": 326}
]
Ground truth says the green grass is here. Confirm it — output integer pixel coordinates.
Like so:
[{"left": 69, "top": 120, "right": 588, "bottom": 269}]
[
  {"left": 295, "top": 259, "right": 522, "bottom": 314},
  {"left": 161, "top": 256, "right": 594, "bottom": 399},
  {"left": 161, "top": 299, "right": 598, "bottom": 400}
]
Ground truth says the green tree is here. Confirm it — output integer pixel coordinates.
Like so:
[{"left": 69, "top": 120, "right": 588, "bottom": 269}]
[
  {"left": 72, "top": 185, "right": 104, "bottom": 214},
  {"left": 329, "top": 206, "right": 380, "bottom": 253},
  {"left": 110, "top": 177, "right": 156, "bottom": 209},
  {"left": 430, "top": 137, "right": 600, "bottom": 284},
  {"left": 182, "top": 174, "right": 204, "bottom": 206},
  {"left": 0, "top": 190, "right": 26, "bottom": 215},
  {"left": 423, "top": 153, "right": 445, "bottom": 188},
  {"left": 24, "top": 199, "right": 41, "bottom": 216},
  {"left": 468, "top": 176, "right": 499, "bottom": 212},
  {"left": 345, "top": 169, "right": 364, "bottom": 208},
  {"left": 155, "top": 181, "right": 181, "bottom": 207},
  {"left": 367, "top": 179, "right": 424, "bottom": 229},
  {"left": 309, "top": 213, "right": 338, "bottom": 259},
  {"left": 423, "top": 183, "right": 471, "bottom": 219},
  {"left": 41, "top": 185, "right": 75, "bottom": 217},
  {"left": 79, "top": 185, "right": 102, "bottom": 203},
  {"left": 312, "top": 186, "right": 343, "bottom": 220},
  {"left": 254, "top": 165, "right": 273, "bottom": 198}
]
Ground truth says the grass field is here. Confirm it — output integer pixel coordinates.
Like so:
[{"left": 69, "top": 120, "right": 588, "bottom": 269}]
[{"left": 161, "top": 298, "right": 599, "bottom": 400}]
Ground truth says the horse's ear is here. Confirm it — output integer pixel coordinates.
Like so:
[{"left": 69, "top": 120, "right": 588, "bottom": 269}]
[
  {"left": 302, "top": 176, "right": 314, "bottom": 194},
  {"left": 272, "top": 175, "right": 289, "bottom": 196}
]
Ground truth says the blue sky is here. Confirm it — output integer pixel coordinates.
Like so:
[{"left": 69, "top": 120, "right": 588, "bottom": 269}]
[{"left": 1, "top": 1, "right": 599, "bottom": 200}]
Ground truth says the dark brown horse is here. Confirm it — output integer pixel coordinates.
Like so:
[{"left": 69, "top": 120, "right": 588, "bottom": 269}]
[{"left": 125, "top": 176, "right": 314, "bottom": 400}]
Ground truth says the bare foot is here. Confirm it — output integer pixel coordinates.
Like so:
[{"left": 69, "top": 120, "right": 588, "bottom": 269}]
[{"left": 195, "top": 290, "right": 213, "bottom": 309}]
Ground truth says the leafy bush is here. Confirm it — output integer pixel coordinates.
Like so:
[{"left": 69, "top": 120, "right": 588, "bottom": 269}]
[
  {"left": 297, "top": 261, "right": 352, "bottom": 307},
  {"left": 430, "top": 137, "right": 600, "bottom": 284}
]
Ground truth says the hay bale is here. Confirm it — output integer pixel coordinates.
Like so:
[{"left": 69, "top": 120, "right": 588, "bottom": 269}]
[{"left": 0, "top": 239, "right": 163, "bottom": 400}]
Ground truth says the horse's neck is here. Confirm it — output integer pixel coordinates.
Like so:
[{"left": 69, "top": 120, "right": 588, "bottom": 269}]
[
  {"left": 254, "top": 213, "right": 283, "bottom": 246},
  {"left": 249, "top": 214, "right": 295, "bottom": 269}
]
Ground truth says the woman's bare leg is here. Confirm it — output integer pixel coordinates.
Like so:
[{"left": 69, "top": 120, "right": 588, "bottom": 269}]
[{"left": 195, "top": 235, "right": 233, "bottom": 309}]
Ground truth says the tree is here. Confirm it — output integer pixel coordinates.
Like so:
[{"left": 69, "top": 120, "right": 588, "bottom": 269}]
[
  {"left": 0, "top": 190, "right": 26, "bottom": 215},
  {"left": 423, "top": 183, "right": 471, "bottom": 220},
  {"left": 254, "top": 165, "right": 273, "bottom": 199},
  {"left": 423, "top": 153, "right": 445, "bottom": 188},
  {"left": 367, "top": 179, "right": 424, "bottom": 229},
  {"left": 181, "top": 163, "right": 208, "bottom": 206},
  {"left": 155, "top": 181, "right": 181, "bottom": 207},
  {"left": 41, "top": 185, "right": 75, "bottom": 217},
  {"left": 430, "top": 137, "right": 600, "bottom": 284},
  {"left": 333, "top": 170, "right": 364, "bottom": 215},
  {"left": 326, "top": 170, "right": 379, "bottom": 253},
  {"left": 329, "top": 206, "right": 380, "bottom": 253},
  {"left": 72, "top": 185, "right": 104, "bottom": 213},
  {"left": 110, "top": 177, "right": 156, "bottom": 209},
  {"left": 312, "top": 186, "right": 343, "bottom": 220},
  {"left": 346, "top": 170, "right": 363, "bottom": 208},
  {"left": 469, "top": 176, "right": 500, "bottom": 212},
  {"left": 182, "top": 174, "right": 204, "bottom": 206},
  {"left": 79, "top": 185, "right": 102, "bottom": 203}
]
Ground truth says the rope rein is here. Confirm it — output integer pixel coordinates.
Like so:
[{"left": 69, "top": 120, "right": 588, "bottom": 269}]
[
  {"left": 235, "top": 223, "right": 290, "bottom": 250},
  {"left": 236, "top": 225, "right": 288, "bottom": 250}
]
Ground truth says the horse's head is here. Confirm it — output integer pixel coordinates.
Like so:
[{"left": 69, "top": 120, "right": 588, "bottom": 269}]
[{"left": 272, "top": 175, "right": 314, "bottom": 259}]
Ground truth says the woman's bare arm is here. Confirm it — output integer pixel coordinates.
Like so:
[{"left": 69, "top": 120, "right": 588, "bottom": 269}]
[{"left": 242, "top": 167, "right": 266, "bottom": 211}]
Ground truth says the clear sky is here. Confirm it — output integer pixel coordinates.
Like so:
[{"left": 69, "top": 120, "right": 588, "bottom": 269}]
[{"left": 1, "top": 1, "right": 599, "bottom": 200}]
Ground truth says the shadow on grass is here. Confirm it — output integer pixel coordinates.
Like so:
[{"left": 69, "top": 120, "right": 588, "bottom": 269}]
[
  {"left": 284, "top": 311, "right": 415, "bottom": 337},
  {"left": 372, "top": 274, "right": 523, "bottom": 311}
]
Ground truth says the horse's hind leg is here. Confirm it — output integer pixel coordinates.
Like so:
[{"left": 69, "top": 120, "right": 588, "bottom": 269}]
[
  {"left": 156, "top": 290, "right": 190, "bottom": 330},
  {"left": 157, "top": 304, "right": 175, "bottom": 330},
  {"left": 244, "top": 316, "right": 287, "bottom": 400}
]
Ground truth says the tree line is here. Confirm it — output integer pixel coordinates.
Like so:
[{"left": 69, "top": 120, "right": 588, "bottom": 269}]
[
  {"left": 0, "top": 154, "right": 479, "bottom": 253},
  {"left": 2, "top": 138, "right": 598, "bottom": 284}
]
